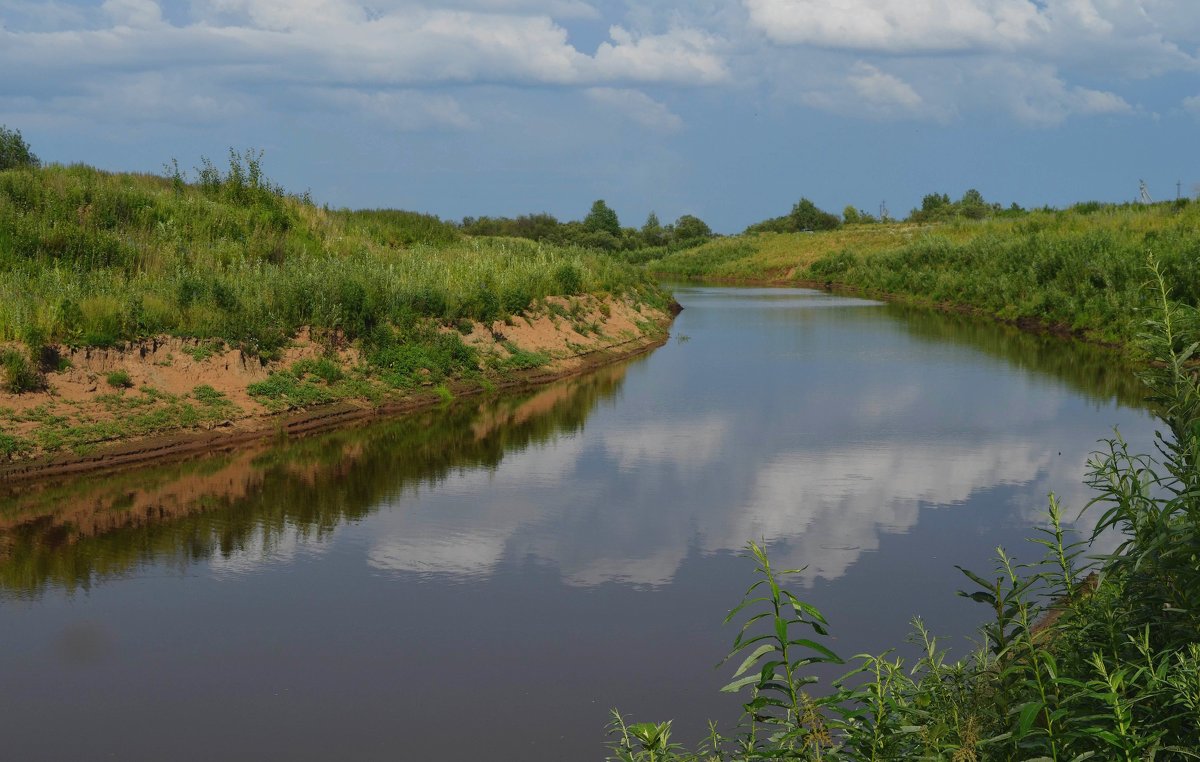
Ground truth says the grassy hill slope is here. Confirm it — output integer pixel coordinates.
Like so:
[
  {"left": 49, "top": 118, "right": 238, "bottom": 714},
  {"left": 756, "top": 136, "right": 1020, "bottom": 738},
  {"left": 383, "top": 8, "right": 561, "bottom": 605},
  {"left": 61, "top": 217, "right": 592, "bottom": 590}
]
[{"left": 649, "top": 201, "right": 1200, "bottom": 346}]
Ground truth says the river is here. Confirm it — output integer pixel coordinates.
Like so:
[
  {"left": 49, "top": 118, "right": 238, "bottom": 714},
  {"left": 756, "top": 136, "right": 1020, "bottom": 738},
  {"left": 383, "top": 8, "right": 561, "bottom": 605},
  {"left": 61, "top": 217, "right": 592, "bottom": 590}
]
[{"left": 0, "top": 285, "right": 1157, "bottom": 760}]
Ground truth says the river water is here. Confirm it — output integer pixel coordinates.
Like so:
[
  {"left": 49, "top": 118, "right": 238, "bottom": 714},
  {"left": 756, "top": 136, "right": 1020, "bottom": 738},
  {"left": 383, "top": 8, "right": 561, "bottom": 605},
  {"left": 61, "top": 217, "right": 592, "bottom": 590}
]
[{"left": 0, "top": 285, "right": 1157, "bottom": 760}]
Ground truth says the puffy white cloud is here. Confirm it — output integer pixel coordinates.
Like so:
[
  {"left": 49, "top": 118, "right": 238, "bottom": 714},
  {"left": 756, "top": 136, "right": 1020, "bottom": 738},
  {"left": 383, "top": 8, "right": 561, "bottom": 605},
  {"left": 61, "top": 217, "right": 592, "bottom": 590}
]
[
  {"left": 593, "top": 26, "right": 729, "bottom": 84},
  {"left": 745, "top": 0, "right": 1046, "bottom": 53},
  {"left": 0, "top": 1, "right": 732, "bottom": 143},
  {"left": 847, "top": 63, "right": 922, "bottom": 110},
  {"left": 973, "top": 61, "right": 1134, "bottom": 126},
  {"left": 410, "top": 0, "right": 601, "bottom": 19},
  {"left": 0, "top": 0, "right": 1189, "bottom": 140},
  {"left": 800, "top": 61, "right": 933, "bottom": 120},
  {"left": 197, "top": 0, "right": 602, "bottom": 24},
  {"left": 743, "top": 0, "right": 1200, "bottom": 69},
  {"left": 0, "top": 5, "right": 725, "bottom": 89},
  {"left": 791, "top": 56, "right": 1131, "bottom": 125}
]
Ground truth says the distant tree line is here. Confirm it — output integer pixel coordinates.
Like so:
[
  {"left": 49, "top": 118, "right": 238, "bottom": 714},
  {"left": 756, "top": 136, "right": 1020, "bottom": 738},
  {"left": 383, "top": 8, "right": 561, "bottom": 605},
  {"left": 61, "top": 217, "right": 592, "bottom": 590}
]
[
  {"left": 460, "top": 200, "right": 714, "bottom": 252},
  {"left": 906, "top": 188, "right": 1026, "bottom": 222},
  {"left": 742, "top": 189, "right": 1033, "bottom": 235},
  {"left": 744, "top": 198, "right": 843, "bottom": 234}
]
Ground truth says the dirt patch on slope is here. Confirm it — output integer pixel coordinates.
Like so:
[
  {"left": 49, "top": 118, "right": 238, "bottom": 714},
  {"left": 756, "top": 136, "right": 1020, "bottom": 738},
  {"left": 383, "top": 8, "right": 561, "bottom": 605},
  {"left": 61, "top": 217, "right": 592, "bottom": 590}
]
[{"left": 0, "top": 295, "right": 673, "bottom": 481}]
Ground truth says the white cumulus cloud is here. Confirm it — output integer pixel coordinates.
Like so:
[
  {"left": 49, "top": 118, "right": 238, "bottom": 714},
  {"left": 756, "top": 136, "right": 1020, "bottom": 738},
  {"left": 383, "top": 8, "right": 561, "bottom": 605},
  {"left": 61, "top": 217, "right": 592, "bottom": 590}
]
[
  {"left": 745, "top": 0, "right": 1047, "bottom": 53},
  {"left": 593, "top": 26, "right": 729, "bottom": 84}
]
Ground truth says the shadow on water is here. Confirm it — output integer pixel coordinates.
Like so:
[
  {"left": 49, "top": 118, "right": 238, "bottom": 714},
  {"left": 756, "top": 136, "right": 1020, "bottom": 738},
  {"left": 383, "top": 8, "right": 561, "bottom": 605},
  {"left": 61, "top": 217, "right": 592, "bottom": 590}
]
[
  {"left": 887, "top": 303, "right": 1145, "bottom": 408},
  {"left": 0, "top": 360, "right": 636, "bottom": 598}
]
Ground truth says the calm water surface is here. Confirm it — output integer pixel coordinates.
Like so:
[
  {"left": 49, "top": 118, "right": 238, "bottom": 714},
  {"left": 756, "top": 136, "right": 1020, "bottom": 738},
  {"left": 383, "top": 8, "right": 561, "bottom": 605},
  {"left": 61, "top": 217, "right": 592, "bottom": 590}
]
[{"left": 0, "top": 286, "right": 1157, "bottom": 760}]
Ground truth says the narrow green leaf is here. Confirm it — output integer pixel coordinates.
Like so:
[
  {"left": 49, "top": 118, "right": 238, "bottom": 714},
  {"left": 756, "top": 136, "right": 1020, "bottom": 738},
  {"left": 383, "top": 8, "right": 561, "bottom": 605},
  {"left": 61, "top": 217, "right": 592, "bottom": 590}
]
[
  {"left": 720, "top": 674, "right": 763, "bottom": 693},
  {"left": 732, "top": 644, "right": 775, "bottom": 678},
  {"left": 787, "top": 638, "right": 843, "bottom": 663},
  {"left": 1016, "top": 701, "right": 1044, "bottom": 737}
]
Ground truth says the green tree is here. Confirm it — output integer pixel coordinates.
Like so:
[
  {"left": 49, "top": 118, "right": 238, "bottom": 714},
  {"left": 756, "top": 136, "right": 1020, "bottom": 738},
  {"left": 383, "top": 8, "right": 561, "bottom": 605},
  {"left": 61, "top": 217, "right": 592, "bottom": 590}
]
[
  {"left": 0, "top": 125, "right": 39, "bottom": 171},
  {"left": 640, "top": 211, "right": 666, "bottom": 247},
  {"left": 843, "top": 205, "right": 861, "bottom": 224},
  {"left": 671, "top": 214, "right": 712, "bottom": 243},
  {"left": 788, "top": 198, "right": 841, "bottom": 231},
  {"left": 959, "top": 188, "right": 988, "bottom": 219},
  {"left": 583, "top": 199, "right": 620, "bottom": 236},
  {"left": 908, "top": 192, "right": 952, "bottom": 222},
  {"left": 921, "top": 192, "right": 951, "bottom": 213}
]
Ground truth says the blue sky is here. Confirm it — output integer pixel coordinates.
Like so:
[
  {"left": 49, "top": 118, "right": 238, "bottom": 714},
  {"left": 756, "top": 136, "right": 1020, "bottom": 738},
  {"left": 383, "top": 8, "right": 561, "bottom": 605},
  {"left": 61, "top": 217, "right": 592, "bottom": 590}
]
[{"left": 1, "top": 0, "right": 1197, "bottom": 232}]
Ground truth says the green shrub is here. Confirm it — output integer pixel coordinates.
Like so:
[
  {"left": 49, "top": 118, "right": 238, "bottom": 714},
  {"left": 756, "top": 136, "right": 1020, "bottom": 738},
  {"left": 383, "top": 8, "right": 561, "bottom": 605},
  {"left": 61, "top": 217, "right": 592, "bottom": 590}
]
[
  {"left": 105, "top": 370, "right": 133, "bottom": 389},
  {"left": 1, "top": 348, "right": 45, "bottom": 393},
  {"left": 290, "top": 357, "right": 344, "bottom": 384},
  {"left": 247, "top": 371, "right": 334, "bottom": 409},
  {"left": 0, "top": 125, "right": 38, "bottom": 171},
  {"left": 366, "top": 325, "right": 478, "bottom": 387},
  {"left": 555, "top": 262, "right": 583, "bottom": 295}
]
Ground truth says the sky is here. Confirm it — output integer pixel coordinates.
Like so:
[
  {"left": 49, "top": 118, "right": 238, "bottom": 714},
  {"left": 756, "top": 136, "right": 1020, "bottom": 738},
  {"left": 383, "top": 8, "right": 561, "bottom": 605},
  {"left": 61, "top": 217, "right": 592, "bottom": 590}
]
[{"left": 1, "top": 0, "right": 1198, "bottom": 232}]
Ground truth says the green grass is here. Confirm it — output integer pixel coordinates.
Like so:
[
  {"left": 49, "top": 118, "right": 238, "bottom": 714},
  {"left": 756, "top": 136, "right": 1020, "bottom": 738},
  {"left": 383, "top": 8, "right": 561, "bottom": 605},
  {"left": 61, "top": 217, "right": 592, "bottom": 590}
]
[
  {"left": 0, "top": 430, "right": 33, "bottom": 459},
  {"left": 247, "top": 371, "right": 337, "bottom": 411},
  {"left": 289, "top": 357, "right": 344, "bottom": 384},
  {"left": 0, "top": 158, "right": 664, "bottom": 356},
  {"left": 487, "top": 341, "right": 551, "bottom": 372},
  {"left": 183, "top": 341, "right": 222, "bottom": 362},
  {"left": 19, "top": 386, "right": 246, "bottom": 454},
  {"left": 190, "top": 384, "right": 226, "bottom": 406}
]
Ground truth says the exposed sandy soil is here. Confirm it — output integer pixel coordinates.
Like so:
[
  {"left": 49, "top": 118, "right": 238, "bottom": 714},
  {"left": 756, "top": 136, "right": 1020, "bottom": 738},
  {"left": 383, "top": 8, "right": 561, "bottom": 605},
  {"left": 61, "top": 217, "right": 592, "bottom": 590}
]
[{"left": 0, "top": 294, "right": 673, "bottom": 480}]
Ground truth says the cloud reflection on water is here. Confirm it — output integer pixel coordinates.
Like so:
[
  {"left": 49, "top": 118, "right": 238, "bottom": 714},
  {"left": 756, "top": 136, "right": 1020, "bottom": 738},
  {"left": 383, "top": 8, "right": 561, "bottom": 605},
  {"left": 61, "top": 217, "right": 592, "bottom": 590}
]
[{"left": 0, "top": 288, "right": 1154, "bottom": 598}]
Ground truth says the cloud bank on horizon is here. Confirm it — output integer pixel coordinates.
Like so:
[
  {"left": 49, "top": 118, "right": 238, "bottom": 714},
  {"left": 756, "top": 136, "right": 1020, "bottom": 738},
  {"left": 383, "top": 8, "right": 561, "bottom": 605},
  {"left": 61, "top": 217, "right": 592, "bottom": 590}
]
[{"left": 1, "top": 0, "right": 1197, "bottom": 229}]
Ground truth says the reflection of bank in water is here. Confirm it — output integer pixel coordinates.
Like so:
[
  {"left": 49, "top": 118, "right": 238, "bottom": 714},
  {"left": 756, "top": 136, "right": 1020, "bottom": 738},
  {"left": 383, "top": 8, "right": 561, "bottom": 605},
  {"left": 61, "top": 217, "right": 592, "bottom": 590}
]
[
  {"left": 0, "top": 360, "right": 636, "bottom": 597},
  {"left": 887, "top": 303, "right": 1145, "bottom": 409}
]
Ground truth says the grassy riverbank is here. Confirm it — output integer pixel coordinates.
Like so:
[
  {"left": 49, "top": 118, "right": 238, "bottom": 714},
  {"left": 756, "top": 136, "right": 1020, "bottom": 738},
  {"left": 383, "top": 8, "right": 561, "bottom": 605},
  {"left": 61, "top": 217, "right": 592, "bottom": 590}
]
[
  {"left": 0, "top": 154, "right": 672, "bottom": 462},
  {"left": 646, "top": 200, "right": 1200, "bottom": 348},
  {"left": 610, "top": 267, "right": 1200, "bottom": 761}
]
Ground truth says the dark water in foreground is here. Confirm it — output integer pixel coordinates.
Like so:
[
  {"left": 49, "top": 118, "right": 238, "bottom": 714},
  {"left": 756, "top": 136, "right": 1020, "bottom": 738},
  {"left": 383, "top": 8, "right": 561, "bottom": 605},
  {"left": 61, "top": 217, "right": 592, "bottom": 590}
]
[{"left": 0, "top": 286, "right": 1157, "bottom": 760}]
